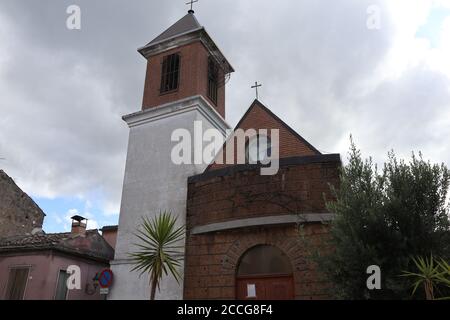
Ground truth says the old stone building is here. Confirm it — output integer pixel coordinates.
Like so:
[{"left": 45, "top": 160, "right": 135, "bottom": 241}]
[
  {"left": 111, "top": 10, "right": 341, "bottom": 300},
  {"left": 0, "top": 170, "right": 45, "bottom": 238}
]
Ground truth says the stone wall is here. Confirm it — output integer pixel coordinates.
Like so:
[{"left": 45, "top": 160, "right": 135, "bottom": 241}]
[{"left": 0, "top": 170, "right": 45, "bottom": 238}]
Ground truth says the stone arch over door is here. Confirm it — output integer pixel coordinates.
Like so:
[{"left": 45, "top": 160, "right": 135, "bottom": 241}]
[
  {"left": 235, "top": 244, "right": 294, "bottom": 300},
  {"left": 220, "top": 231, "right": 307, "bottom": 299}
]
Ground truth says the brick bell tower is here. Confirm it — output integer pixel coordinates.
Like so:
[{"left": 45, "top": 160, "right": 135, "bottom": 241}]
[
  {"left": 109, "top": 10, "right": 234, "bottom": 300},
  {"left": 140, "top": 11, "right": 233, "bottom": 117}
]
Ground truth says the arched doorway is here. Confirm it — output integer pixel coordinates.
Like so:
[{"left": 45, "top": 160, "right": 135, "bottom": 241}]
[{"left": 236, "top": 245, "right": 294, "bottom": 300}]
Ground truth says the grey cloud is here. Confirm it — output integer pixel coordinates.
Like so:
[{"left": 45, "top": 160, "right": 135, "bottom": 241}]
[{"left": 0, "top": 0, "right": 449, "bottom": 218}]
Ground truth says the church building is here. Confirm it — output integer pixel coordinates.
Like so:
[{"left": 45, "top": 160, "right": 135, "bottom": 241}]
[{"left": 110, "top": 9, "right": 341, "bottom": 300}]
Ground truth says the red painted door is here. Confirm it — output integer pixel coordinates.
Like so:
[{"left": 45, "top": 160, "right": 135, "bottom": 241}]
[{"left": 236, "top": 275, "right": 294, "bottom": 300}]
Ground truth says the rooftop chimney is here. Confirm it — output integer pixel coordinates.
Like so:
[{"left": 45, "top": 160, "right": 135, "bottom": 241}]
[{"left": 71, "top": 215, "right": 87, "bottom": 236}]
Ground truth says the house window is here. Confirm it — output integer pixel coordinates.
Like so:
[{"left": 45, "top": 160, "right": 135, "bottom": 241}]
[
  {"left": 245, "top": 134, "right": 272, "bottom": 163},
  {"left": 207, "top": 57, "right": 219, "bottom": 104},
  {"left": 54, "top": 270, "right": 69, "bottom": 300},
  {"left": 5, "top": 267, "right": 30, "bottom": 300},
  {"left": 160, "top": 53, "right": 180, "bottom": 93}
]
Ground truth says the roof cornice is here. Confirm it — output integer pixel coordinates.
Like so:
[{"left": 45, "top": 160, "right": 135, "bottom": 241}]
[
  {"left": 138, "top": 28, "right": 234, "bottom": 74},
  {"left": 191, "top": 154, "right": 342, "bottom": 183},
  {"left": 123, "top": 95, "right": 231, "bottom": 135}
]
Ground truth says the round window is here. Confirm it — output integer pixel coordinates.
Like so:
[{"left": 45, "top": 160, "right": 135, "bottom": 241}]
[{"left": 246, "top": 135, "right": 272, "bottom": 163}]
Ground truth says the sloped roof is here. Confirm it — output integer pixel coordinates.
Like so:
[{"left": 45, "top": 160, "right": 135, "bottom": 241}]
[
  {"left": 138, "top": 12, "right": 234, "bottom": 74},
  {"left": 0, "top": 230, "right": 114, "bottom": 262},
  {"left": 206, "top": 99, "right": 322, "bottom": 171},
  {"left": 235, "top": 100, "right": 321, "bottom": 155},
  {"left": 146, "top": 12, "right": 202, "bottom": 47}
]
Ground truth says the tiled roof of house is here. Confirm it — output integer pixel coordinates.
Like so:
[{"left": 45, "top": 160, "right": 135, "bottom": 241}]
[{"left": 0, "top": 230, "right": 114, "bottom": 262}]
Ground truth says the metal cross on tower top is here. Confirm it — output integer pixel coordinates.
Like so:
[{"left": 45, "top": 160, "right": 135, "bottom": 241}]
[
  {"left": 251, "top": 81, "right": 262, "bottom": 100},
  {"left": 186, "top": 0, "right": 199, "bottom": 13}
]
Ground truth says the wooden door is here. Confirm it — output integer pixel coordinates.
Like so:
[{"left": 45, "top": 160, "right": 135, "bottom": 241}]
[{"left": 236, "top": 275, "right": 294, "bottom": 300}]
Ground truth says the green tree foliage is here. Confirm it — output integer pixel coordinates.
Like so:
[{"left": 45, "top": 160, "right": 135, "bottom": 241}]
[{"left": 319, "top": 140, "right": 450, "bottom": 299}]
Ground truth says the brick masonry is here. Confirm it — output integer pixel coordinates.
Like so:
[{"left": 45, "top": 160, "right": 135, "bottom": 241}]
[
  {"left": 141, "top": 41, "right": 226, "bottom": 118},
  {"left": 208, "top": 100, "right": 320, "bottom": 171},
  {"left": 185, "top": 158, "right": 341, "bottom": 299}
]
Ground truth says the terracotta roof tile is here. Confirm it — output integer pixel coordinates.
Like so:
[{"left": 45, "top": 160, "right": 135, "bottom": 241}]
[{"left": 0, "top": 230, "right": 114, "bottom": 262}]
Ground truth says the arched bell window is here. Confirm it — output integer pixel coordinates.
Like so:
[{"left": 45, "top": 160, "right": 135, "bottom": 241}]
[
  {"left": 237, "top": 245, "right": 292, "bottom": 277},
  {"left": 245, "top": 134, "right": 272, "bottom": 164}
]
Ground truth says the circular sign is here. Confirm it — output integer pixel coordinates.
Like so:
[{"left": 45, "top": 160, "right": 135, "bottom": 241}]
[{"left": 98, "top": 269, "right": 113, "bottom": 288}]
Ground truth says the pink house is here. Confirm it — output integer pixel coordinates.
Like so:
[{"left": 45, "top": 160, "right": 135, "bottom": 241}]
[{"left": 0, "top": 216, "right": 115, "bottom": 300}]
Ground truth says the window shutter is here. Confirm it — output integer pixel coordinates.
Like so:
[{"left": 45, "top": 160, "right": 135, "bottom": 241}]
[{"left": 6, "top": 268, "right": 29, "bottom": 300}]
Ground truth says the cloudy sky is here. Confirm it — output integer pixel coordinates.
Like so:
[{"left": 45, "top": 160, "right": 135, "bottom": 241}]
[{"left": 0, "top": 0, "right": 449, "bottom": 233}]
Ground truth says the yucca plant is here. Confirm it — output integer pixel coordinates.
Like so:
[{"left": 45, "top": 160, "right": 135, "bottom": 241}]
[
  {"left": 129, "top": 211, "right": 185, "bottom": 300},
  {"left": 401, "top": 255, "right": 450, "bottom": 300},
  {"left": 436, "top": 259, "right": 450, "bottom": 290}
]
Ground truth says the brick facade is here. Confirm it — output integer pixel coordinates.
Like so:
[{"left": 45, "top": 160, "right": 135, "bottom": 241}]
[
  {"left": 142, "top": 41, "right": 226, "bottom": 118},
  {"left": 185, "top": 156, "right": 341, "bottom": 299},
  {"left": 208, "top": 100, "right": 320, "bottom": 171}
]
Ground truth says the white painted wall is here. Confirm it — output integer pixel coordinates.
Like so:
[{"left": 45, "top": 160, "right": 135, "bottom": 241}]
[{"left": 109, "top": 96, "right": 228, "bottom": 300}]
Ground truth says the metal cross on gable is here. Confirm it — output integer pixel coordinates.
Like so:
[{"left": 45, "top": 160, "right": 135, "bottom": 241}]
[
  {"left": 186, "top": 0, "right": 199, "bottom": 13},
  {"left": 251, "top": 81, "right": 262, "bottom": 100}
]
